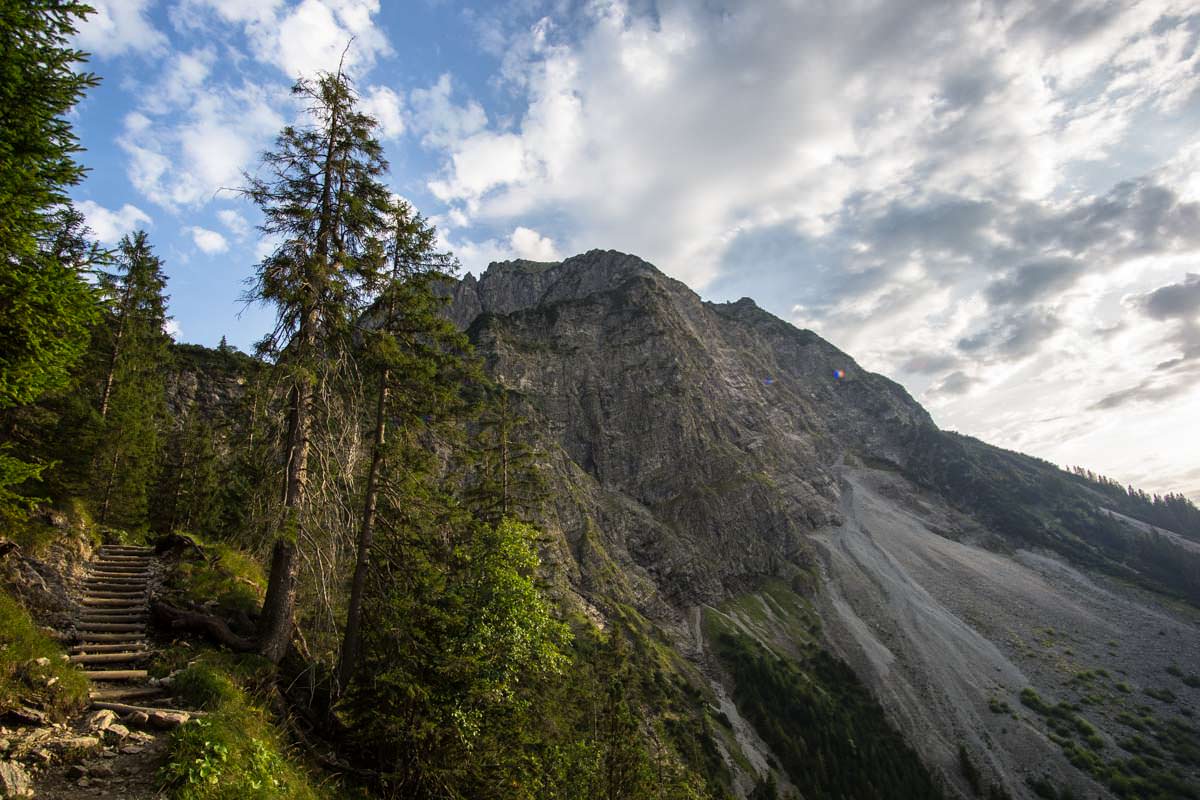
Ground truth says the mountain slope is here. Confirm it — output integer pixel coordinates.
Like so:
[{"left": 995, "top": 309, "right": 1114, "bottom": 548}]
[{"left": 447, "top": 250, "right": 1200, "bottom": 800}]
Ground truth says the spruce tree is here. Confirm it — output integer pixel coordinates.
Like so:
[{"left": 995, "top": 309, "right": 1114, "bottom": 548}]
[
  {"left": 338, "top": 200, "right": 468, "bottom": 687},
  {"left": 87, "top": 231, "right": 171, "bottom": 529},
  {"left": 0, "top": 2, "right": 100, "bottom": 514},
  {"left": 243, "top": 62, "right": 391, "bottom": 663}
]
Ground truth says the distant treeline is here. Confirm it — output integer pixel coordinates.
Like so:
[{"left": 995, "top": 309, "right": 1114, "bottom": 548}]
[
  {"left": 1066, "top": 467, "right": 1200, "bottom": 543},
  {"left": 904, "top": 430, "right": 1200, "bottom": 608}
]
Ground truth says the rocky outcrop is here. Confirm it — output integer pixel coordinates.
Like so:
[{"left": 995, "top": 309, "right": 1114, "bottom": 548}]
[
  {"left": 451, "top": 250, "right": 933, "bottom": 611},
  {"left": 450, "top": 250, "right": 1200, "bottom": 800}
]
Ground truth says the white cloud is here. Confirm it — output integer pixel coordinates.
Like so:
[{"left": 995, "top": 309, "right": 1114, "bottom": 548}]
[
  {"left": 120, "top": 79, "right": 285, "bottom": 209},
  {"left": 187, "top": 226, "right": 229, "bottom": 254},
  {"left": 165, "top": 319, "right": 183, "bottom": 339},
  {"left": 360, "top": 85, "right": 404, "bottom": 139},
  {"left": 510, "top": 226, "right": 560, "bottom": 261},
  {"left": 422, "top": 0, "right": 1200, "bottom": 500},
  {"left": 77, "top": 200, "right": 151, "bottom": 244},
  {"left": 75, "top": 0, "right": 167, "bottom": 58},
  {"left": 217, "top": 209, "right": 251, "bottom": 238},
  {"left": 409, "top": 74, "right": 488, "bottom": 148}
]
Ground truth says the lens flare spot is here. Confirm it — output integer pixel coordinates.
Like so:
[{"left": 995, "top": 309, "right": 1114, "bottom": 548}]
[{"left": 833, "top": 369, "right": 845, "bottom": 380}]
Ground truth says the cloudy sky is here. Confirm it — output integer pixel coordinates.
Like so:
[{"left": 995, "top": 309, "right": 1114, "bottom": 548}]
[{"left": 71, "top": 0, "right": 1200, "bottom": 500}]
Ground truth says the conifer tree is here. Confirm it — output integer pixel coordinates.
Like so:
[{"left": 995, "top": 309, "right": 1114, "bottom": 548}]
[
  {"left": 466, "top": 388, "right": 546, "bottom": 526},
  {"left": 337, "top": 200, "right": 467, "bottom": 687},
  {"left": 87, "top": 231, "right": 171, "bottom": 528},
  {"left": 0, "top": 2, "right": 100, "bottom": 514},
  {"left": 243, "top": 61, "right": 391, "bottom": 663},
  {"left": 153, "top": 408, "right": 222, "bottom": 535}
]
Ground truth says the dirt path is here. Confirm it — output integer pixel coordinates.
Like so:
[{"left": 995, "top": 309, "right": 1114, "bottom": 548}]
[{"left": 27, "top": 545, "right": 188, "bottom": 798}]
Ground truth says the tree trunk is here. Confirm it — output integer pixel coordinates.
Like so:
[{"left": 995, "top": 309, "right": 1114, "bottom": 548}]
[
  {"left": 257, "top": 318, "right": 314, "bottom": 664},
  {"left": 338, "top": 369, "right": 388, "bottom": 689}
]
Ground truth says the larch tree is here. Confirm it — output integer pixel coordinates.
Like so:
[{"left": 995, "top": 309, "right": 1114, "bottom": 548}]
[{"left": 243, "top": 62, "right": 391, "bottom": 663}]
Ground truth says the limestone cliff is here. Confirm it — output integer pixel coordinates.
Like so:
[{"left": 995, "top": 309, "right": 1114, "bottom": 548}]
[{"left": 451, "top": 250, "right": 1200, "bottom": 800}]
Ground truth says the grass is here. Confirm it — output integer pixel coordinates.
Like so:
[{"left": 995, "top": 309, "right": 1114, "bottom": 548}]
[
  {"left": 160, "top": 653, "right": 327, "bottom": 800},
  {"left": 0, "top": 590, "right": 88, "bottom": 720},
  {"left": 168, "top": 535, "right": 266, "bottom": 617}
]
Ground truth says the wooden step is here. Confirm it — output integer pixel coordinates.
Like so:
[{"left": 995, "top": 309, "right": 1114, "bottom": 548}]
[
  {"left": 78, "top": 632, "right": 147, "bottom": 643},
  {"left": 82, "top": 591, "right": 145, "bottom": 600},
  {"left": 83, "top": 669, "right": 148, "bottom": 681},
  {"left": 76, "top": 622, "right": 145, "bottom": 633},
  {"left": 80, "top": 600, "right": 146, "bottom": 610},
  {"left": 72, "top": 642, "right": 150, "bottom": 654},
  {"left": 89, "top": 686, "right": 166, "bottom": 701},
  {"left": 88, "top": 571, "right": 149, "bottom": 580},
  {"left": 95, "top": 555, "right": 151, "bottom": 562},
  {"left": 71, "top": 651, "right": 152, "bottom": 665},
  {"left": 89, "top": 567, "right": 149, "bottom": 575}
]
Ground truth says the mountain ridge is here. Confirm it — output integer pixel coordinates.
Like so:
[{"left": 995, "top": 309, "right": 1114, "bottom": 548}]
[{"left": 446, "top": 248, "right": 1200, "bottom": 799}]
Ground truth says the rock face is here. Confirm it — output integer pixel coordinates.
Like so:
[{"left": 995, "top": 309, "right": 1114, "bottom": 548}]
[
  {"left": 451, "top": 250, "right": 1200, "bottom": 800},
  {"left": 454, "top": 251, "right": 931, "bottom": 608}
]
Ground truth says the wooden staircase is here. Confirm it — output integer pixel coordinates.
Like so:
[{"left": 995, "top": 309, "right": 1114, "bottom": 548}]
[{"left": 71, "top": 545, "right": 169, "bottom": 712}]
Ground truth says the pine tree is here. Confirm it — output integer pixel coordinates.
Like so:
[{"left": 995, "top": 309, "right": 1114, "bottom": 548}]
[
  {"left": 86, "top": 231, "right": 171, "bottom": 529},
  {"left": 243, "top": 61, "right": 392, "bottom": 663},
  {"left": 338, "top": 200, "right": 469, "bottom": 687},
  {"left": 0, "top": 2, "right": 101, "bottom": 515}
]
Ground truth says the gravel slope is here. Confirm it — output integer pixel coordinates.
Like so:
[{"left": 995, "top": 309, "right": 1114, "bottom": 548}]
[{"left": 811, "top": 466, "right": 1200, "bottom": 800}]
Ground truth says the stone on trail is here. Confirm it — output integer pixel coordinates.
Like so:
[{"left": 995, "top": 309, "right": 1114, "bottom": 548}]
[
  {"left": 0, "top": 759, "right": 33, "bottom": 798},
  {"left": 86, "top": 709, "right": 117, "bottom": 732}
]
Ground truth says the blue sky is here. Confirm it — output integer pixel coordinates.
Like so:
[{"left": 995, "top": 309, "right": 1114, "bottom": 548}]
[{"left": 70, "top": 0, "right": 1200, "bottom": 500}]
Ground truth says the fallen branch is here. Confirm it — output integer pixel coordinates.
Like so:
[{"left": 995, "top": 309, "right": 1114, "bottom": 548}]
[{"left": 151, "top": 600, "right": 257, "bottom": 652}]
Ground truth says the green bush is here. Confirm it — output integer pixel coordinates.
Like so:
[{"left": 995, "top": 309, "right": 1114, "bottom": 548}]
[
  {"left": 168, "top": 536, "right": 265, "bottom": 617},
  {"left": 161, "top": 659, "right": 324, "bottom": 800},
  {"left": 0, "top": 590, "right": 88, "bottom": 719}
]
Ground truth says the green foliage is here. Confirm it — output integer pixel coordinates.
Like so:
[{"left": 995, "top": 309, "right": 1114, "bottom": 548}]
[
  {"left": 244, "top": 68, "right": 391, "bottom": 360},
  {"left": 0, "top": 2, "right": 100, "bottom": 413},
  {"left": 712, "top": 631, "right": 944, "bottom": 800},
  {"left": 0, "top": 1, "right": 102, "bottom": 516},
  {"left": 1145, "top": 687, "right": 1176, "bottom": 704},
  {"left": 161, "top": 665, "right": 323, "bottom": 800},
  {"left": 153, "top": 410, "right": 223, "bottom": 535},
  {"left": 167, "top": 535, "right": 267, "bottom": 617},
  {"left": 1023, "top": 685, "right": 1200, "bottom": 798},
  {"left": 0, "top": 589, "right": 88, "bottom": 719},
  {"left": 344, "top": 517, "right": 572, "bottom": 796}
]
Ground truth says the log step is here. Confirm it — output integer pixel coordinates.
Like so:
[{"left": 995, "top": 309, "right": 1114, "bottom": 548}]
[
  {"left": 83, "top": 669, "right": 148, "bottom": 681},
  {"left": 71, "top": 651, "right": 152, "bottom": 665},
  {"left": 78, "top": 632, "right": 147, "bottom": 643},
  {"left": 82, "top": 591, "right": 145, "bottom": 600},
  {"left": 88, "top": 571, "right": 149, "bottom": 580},
  {"left": 89, "top": 686, "right": 166, "bottom": 701},
  {"left": 76, "top": 622, "right": 145, "bottom": 633},
  {"left": 72, "top": 642, "right": 150, "bottom": 654},
  {"left": 80, "top": 598, "right": 145, "bottom": 607}
]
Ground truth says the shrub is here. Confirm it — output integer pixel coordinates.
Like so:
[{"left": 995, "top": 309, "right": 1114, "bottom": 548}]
[
  {"left": 0, "top": 590, "right": 88, "bottom": 719},
  {"left": 161, "top": 660, "right": 324, "bottom": 800}
]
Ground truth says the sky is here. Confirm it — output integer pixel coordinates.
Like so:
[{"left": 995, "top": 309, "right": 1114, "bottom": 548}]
[{"left": 69, "top": 0, "right": 1200, "bottom": 501}]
